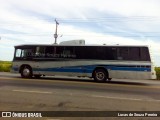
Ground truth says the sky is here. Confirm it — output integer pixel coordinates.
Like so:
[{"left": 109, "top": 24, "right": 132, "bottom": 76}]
[{"left": 0, "top": 0, "right": 160, "bottom": 66}]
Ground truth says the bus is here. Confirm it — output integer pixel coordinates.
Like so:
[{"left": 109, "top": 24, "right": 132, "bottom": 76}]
[{"left": 11, "top": 43, "right": 156, "bottom": 82}]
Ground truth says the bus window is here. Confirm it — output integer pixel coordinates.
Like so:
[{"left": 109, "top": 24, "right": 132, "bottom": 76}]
[
  {"left": 61, "top": 47, "right": 76, "bottom": 58},
  {"left": 117, "top": 47, "right": 129, "bottom": 60},
  {"left": 140, "top": 47, "right": 151, "bottom": 61},
  {"left": 14, "top": 47, "right": 35, "bottom": 60},
  {"left": 44, "top": 46, "right": 76, "bottom": 59},
  {"left": 15, "top": 49, "right": 22, "bottom": 58},
  {"left": 105, "top": 47, "right": 116, "bottom": 60},
  {"left": 35, "top": 47, "right": 45, "bottom": 58},
  {"left": 129, "top": 47, "right": 140, "bottom": 61}
]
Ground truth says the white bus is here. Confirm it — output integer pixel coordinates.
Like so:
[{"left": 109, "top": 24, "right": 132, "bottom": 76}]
[{"left": 11, "top": 44, "right": 156, "bottom": 82}]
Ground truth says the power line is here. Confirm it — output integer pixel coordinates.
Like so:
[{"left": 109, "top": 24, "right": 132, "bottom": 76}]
[
  {"left": 0, "top": 16, "right": 160, "bottom": 26},
  {"left": 1, "top": 33, "right": 160, "bottom": 38},
  {"left": 0, "top": 17, "right": 160, "bottom": 39}
]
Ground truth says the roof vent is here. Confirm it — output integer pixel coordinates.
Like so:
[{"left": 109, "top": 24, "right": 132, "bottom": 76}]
[{"left": 59, "top": 40, "right": 85, "bottom": 45}]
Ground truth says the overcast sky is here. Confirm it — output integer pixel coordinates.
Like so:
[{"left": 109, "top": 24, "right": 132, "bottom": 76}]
[{"left": 0, "top": 0, "right": 160, "bottom": 66}]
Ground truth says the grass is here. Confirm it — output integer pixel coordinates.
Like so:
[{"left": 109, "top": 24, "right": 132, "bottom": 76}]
[
  {"left": 155, "top": 67, "right": 160, "bottom": 80},
  {"left": 0, "top": 60, "right": 160, "bottom": 79},
  {"left": 0, "top": 61, "right": 12, "bottom": 72}
]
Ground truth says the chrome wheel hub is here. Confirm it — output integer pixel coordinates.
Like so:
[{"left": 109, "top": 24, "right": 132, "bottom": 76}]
[
  {"left": 96, "top": 72, "right": 105, "bottom": 81},
  {"left": 23, "top": 68, "right": 30, "bottom": 77}
]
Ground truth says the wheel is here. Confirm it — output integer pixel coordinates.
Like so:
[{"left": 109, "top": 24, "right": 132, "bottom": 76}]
[
  {"left": 93, "top": 69, "right": 108, "bottom": 82},
  {"left": 21, "top": 66, "right": 32, "bottom": 78}
]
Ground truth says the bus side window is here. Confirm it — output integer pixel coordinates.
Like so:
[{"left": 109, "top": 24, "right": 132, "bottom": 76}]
[
  {"left": 140, "top": 47, "right": 151, "bottom": 61},
  {"left": 129, "top": 47, "right": 140, "bottom": 61},
  {"left": 23, "top": 49, "right": 33, "bottom": 58},
  {"left": 35, "top": 47, "right": 45, "bottom": 58},
  {"left": 117, "top": 47, "right": 129, "bottom": 60},
  {"left": 62, "top": 47, "right": 76, "bottom": 58},
  {"left": 63, "top": 50, "right": 71, "bottom": 55}
]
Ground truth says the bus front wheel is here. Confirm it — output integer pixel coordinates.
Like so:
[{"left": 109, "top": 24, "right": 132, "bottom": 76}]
[
  {"left": 21, "top": 66, "right": 32, "bottom": 78},
  {"left": 93, "top": 69, "right": 108, "bottom": 82}
]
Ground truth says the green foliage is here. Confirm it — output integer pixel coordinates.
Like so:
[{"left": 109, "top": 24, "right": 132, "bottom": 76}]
[
  {"left": 155, "top": 67, "right": 160, "bottom": 80},
  {"left": 0, "top": 61, "right": 12, "bottom": 72}
]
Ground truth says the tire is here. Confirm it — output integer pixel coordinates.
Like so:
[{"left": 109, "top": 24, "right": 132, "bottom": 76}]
[
  {"left": 21, "top": 66, "right": 32, "bottom": 78},
  {"left": 93, "top": 69, "right": 108, "bottom": 82}
]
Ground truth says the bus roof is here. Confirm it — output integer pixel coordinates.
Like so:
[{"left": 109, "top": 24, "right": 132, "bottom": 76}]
[{"left": 14, "top": 44, "right": 149, "bottom": 48}]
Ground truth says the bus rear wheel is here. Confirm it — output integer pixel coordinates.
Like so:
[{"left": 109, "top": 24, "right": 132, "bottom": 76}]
[
  {"left": 21, "top": 66, "right": 32, "bottom": 78},
  {"left": 93, "top": 69, "right": 108, "bottom": 82}
]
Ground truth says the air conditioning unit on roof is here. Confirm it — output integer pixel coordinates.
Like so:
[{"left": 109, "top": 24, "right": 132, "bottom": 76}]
[{"left": 59, "top": 40, "right": 85, "bottom": 45}]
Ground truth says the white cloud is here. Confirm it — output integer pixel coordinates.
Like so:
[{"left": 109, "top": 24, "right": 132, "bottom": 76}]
[
  {"left": 3, "top": 0, "right": 160, "bottom": 17},
  {"left": 0, "top": 0, "right": 160, "bottom": 66}
]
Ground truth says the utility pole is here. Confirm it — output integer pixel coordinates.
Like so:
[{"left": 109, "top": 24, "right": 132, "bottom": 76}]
[{"left": 54, "top": 19, "right": 59, "bottom": 44}]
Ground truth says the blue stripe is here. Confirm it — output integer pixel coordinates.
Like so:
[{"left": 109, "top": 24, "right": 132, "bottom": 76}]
[
  {"left": 12, "top": 67, "right": 19, "bottom": 71},
  {"left": 33, "top": 65, "right": 151, "bottom": 73}
]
